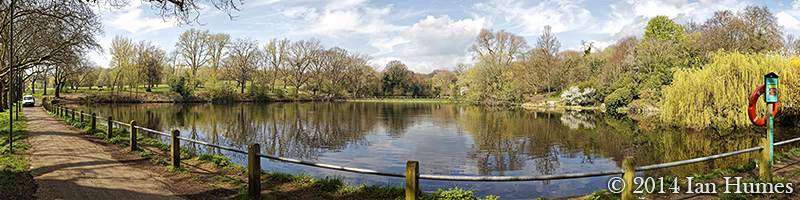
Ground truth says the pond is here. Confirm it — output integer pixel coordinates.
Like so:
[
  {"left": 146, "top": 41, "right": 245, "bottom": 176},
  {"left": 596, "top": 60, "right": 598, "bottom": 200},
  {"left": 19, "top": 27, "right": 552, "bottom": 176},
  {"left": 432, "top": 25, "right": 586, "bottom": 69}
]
[{"left": 69, "top": 102, "right": 797, "bottom": 199}]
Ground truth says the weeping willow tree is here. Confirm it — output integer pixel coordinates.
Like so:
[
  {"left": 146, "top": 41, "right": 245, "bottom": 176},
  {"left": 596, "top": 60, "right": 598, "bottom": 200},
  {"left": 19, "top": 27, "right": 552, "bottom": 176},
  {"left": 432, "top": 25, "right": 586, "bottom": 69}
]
[
  {"left": 662, "top": 51, "right": 796, "bottom": 129},
  {"left": 784, "top": 58, "right": 800, "bottom": 114}
]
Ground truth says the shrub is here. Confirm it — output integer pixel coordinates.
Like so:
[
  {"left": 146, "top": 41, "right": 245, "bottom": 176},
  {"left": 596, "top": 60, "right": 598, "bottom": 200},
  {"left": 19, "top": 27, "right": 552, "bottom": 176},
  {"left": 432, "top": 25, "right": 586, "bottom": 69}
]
[
  {"left": 604, "top": 87, "right": 633, "bottom": 113},
  {"left": 247, "top": 84, "right": 273, "bottom": 102},
  {"left": 426, "top": 187, "right": 476, "bottom": 200},
  {"left": 168, "top": 75, "right": 193, "bottom": 100},
  {"left": 561, "top": 86, "right": 596, "bottom": 106},
  {"left": 206, "top": 85, "right": 238, "bottom": 103}
]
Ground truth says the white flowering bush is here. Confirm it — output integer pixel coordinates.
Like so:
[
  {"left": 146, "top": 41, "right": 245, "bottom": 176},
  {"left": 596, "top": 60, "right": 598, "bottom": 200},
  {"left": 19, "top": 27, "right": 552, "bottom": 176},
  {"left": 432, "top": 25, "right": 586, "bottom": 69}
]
[{"left": 560, "top": 86, "right": 596, "bottom": 106}]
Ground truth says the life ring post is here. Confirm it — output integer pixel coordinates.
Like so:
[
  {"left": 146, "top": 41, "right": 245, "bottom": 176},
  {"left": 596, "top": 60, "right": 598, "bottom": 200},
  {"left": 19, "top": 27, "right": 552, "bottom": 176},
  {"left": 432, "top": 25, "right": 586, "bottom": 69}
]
[{"left": 761, "top": 72, "right": 779, "bottom": 182}]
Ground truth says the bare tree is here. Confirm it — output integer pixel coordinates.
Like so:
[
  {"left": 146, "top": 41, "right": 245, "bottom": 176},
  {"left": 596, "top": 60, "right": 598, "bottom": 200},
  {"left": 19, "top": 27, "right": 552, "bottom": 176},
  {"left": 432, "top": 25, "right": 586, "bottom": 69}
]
[
  {"left": 0, "top": 0, "right": 101, "bottom": 109},
  {"left": 286, "top": 39, "right": 323, "bottom": 94},
  {"left": 224, "top": 37, "right": 261, "bottom": 93},
  {"left": 264, "top": 38, "right": 290, "bottom": 92},
  {"left": 71, "top": 57, "right": 100, "bottom": 91},
  {"left": 319, "top": 47, "right": 368, "bottom": 96},
  {"left": 696, "top": 6, "right": 783, "bottom": 54},
  {"left": 532, "top": 25, "right": 562, "bottom": 93},
  {"left": 175, "top": 29, "right": 210, "bottom": 77},
  {"left": 207, "top": 33, "right": 230, "bottom": 83},
  {"left": 86, "top": 0, "right": 242, "bottom": 24},
  {"left": 468, "top": 29, "right": 529, "bottom": 65},
  {"left": 345, "top": 65, "right": 377, "bottom": 97},
  {"left": 137, "top": 41, "right": 166, "bottom": 91}
]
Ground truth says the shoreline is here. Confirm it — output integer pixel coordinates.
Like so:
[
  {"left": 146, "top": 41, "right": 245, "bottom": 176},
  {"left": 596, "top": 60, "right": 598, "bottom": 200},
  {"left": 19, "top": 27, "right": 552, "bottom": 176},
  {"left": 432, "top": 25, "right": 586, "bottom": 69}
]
[{"left": 341, "top": 99, "right": 467, "bottom": 103}]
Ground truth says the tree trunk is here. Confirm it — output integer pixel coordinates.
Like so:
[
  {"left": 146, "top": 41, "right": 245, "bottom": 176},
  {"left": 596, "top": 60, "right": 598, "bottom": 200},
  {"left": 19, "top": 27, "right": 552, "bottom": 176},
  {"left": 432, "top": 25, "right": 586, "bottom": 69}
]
[
  {"left": 1, "top": 79, "right": 6, "bottom": 111},
  {"left": 271, "top": 70, "right": 277, "bottom": 93},
  {"left": 240, "top": 81, "right": 245, "bottom": 94},
  {"left": 43, "top": 77, "right": 48, "bottom": 95},
  {"left": 55, "top": 82, "right": 61, "bottom": 98}
]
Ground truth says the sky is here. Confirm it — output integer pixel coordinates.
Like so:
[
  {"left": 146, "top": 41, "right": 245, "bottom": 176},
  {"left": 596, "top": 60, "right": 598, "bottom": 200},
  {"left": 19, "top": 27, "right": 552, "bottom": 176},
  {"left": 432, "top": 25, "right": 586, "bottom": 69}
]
[{"left": 92, "top": 0, "right": 800, "bottom": 73}]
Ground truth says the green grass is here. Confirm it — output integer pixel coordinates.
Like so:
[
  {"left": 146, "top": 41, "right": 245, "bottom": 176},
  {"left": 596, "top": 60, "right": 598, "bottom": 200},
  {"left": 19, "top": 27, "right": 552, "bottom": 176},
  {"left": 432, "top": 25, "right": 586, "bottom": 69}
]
[
  {"left": 198, "top": 154, "right": 234, "bottom": 168},
  {"left": 0, "top": 110, "right": 28, "bottom": 155},
  {"left": 0, "top": 109, "right": 34, "bottom": 199}
]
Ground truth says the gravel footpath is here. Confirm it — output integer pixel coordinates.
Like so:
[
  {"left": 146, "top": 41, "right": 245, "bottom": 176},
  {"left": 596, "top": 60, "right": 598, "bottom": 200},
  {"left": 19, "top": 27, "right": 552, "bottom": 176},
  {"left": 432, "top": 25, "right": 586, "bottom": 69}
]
[{"left": 24, "top": 100, "right": 184, "bottom": 200}]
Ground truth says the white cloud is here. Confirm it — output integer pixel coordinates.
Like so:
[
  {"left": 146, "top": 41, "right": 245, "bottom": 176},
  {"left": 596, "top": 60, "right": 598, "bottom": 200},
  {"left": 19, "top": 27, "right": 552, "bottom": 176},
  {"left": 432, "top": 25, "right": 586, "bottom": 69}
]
[
  {"left": 400, "top": 15, "right": 484, "bottom": 57},
  {"left": 325, "top": 0, "right": 369, "bottom": 10},
  {"left": 632, "top": 1, "right": 683, "bottom": 18},
  {"left": 474, "top": 0, "right": 593, "bottom": 36},
  {"left": 794, "top": 0, "right": 800, "bottom": 9},
  {"left": 777, "top": 12, "right": 800, "bottom": 34},
  {"left": 279, "top": 2, "right": 404, "bottom": 38},
  {"left": 248, "top": 0, "right": 280, "bottom": 7},
  {"left": 593, "top": 0, "right": 749, "bottom": 51},
  {"left": 369, "top": 37, "right": 409, "bottom": 56},
  {"left": 107, "top": 8, "right": 176, "bottom": 34}
]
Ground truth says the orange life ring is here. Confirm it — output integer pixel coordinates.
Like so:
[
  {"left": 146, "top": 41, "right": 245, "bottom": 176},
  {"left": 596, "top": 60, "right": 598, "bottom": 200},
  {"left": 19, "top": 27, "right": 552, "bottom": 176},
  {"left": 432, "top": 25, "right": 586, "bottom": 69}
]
[{"left": 747, "top": 84, "right": 778, "bottom": 126}]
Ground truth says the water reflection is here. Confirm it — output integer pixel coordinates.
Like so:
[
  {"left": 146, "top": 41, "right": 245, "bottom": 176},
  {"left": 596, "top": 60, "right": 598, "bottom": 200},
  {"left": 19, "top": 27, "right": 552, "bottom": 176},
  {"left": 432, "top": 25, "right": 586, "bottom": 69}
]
[
  {"left": 560, "top": 111, "right": 597, "bottom": 130},
  {"left": 69, "top": 102, "right": 796, "bottom": 198}
]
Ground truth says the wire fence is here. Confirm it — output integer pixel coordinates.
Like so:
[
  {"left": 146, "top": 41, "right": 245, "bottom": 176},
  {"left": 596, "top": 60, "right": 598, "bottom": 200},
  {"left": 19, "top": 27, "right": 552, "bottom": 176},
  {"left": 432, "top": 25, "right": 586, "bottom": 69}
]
[{"left": 44, "top": 102, "right": 800, "bottom": 198}]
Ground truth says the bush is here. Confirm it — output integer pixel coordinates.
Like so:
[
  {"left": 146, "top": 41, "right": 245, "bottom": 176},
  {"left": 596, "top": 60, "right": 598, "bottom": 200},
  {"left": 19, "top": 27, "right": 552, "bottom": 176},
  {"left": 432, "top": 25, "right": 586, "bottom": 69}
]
[
  {"left": 425, "top": 187, "right": 476, "bottom": 200},
  {"left": 604, "top": 87, "right": 633, "bottom": 113},
  {"left": 561, "top": 86, "right": 596, "bottom": 106},
  {"left": 205, "top": 85, "right": 238, "bottom": 103},
  {"left": 247, "top": 84, "right": 273, "bottom": 102},
  {"left": 168, "top": 75, "right": 193, "bottom": 100},
  {"left": 197, "top": 154, "right": 232, "bottom": 167}
]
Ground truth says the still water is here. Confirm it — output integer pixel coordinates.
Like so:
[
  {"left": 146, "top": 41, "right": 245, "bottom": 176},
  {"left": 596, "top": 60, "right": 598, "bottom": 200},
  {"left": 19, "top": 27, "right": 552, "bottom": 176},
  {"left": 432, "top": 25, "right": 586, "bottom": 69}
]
[{"left": 69, "top": 102, "right": 795, "bottom": 199}]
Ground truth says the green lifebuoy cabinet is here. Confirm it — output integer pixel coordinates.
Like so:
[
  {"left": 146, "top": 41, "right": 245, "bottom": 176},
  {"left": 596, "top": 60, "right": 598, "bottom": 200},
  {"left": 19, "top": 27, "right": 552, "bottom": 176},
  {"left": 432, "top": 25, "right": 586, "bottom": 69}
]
[{"left": 765, "top": 72, "right": 778, "bottom": 103}]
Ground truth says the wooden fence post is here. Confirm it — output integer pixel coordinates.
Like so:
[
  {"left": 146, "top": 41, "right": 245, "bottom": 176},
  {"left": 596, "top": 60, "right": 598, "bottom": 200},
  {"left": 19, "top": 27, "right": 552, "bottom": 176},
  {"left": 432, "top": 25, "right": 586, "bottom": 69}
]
[
  {"left": 91, "top": 113, "right": 96, "bottom": 130},
  {"left": 80, "top": 110, "right": 84, "bottom": 122},
  {"left": 107, "top": 116, "right": 113, "bottom": 139},
  {"left": 71, "top": 108, "right": 74, "bottom": 121},
  {"left": 248, "top": 143, "right": 261, "bottom": 200},
  {"left": 406, "top": 161, "right": 419, "bottom": 200},
  {"left": 130, "top": 120, "right": 137, "bottom": 151},
  {"left": 171, "top": 130, "right": 180, "bottom": 168},
  {"left": 622, "top": 156, "right": 635, "bottom": 200},
  {"left": 760, "top": 138, "right": 772, "bottom": 182}
]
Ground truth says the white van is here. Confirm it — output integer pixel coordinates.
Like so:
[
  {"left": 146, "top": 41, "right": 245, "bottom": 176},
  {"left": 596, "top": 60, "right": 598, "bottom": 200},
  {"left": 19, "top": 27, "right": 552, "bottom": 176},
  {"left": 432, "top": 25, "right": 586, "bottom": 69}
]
[{"left": 22, "top": 95, "right": 34, "bottom": 107}]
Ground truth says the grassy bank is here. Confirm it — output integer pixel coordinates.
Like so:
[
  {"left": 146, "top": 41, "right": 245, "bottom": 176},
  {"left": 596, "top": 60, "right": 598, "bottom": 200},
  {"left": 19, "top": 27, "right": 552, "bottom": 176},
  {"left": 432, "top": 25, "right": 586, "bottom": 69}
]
[
  {"left": 0, "top": 109, "right": 35, "bottom": 199},
  {"left": 44, "top": 103, "right": 499, "bottom": 200}
]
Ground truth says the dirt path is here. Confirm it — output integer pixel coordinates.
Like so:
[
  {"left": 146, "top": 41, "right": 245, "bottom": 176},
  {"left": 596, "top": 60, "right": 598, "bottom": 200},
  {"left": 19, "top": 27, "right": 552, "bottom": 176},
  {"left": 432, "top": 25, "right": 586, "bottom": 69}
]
[{"left": 24, "top": 100, "right": 184, "bottom": 200}]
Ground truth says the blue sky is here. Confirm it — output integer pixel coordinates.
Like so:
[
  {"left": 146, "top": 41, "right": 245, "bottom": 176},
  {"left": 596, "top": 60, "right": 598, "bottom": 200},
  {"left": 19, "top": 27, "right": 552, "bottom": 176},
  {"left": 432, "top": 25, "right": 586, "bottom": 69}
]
[{"left": 92, "top": 0, "right": 800, "bottom": 73}]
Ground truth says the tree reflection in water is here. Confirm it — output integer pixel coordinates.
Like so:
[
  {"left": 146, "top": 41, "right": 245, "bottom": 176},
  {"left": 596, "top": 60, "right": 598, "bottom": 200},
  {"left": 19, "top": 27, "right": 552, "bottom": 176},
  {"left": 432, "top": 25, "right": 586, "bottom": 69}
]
[{"left": 72, "top": 102, "right": 790, "bottom": 182}]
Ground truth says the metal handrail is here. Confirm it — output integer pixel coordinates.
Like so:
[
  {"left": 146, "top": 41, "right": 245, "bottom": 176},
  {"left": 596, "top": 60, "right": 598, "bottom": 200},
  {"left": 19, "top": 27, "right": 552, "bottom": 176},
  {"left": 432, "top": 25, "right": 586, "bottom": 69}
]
[
  {"left": 48, "top": 104, "right": 800, "bottom": 182},
  {"left": 636, "top": 146, "right": 763, "bottom": 171}
]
